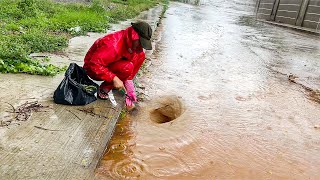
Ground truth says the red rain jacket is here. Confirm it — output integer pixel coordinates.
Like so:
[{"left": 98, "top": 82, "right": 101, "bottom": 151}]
[{"left": 83, "top": 27, "right": 145, "bottom": 82}]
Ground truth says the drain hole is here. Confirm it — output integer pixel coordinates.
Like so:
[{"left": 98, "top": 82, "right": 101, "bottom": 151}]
[{"left": 150, "top": 96, "right": 184, "bottom": 124}]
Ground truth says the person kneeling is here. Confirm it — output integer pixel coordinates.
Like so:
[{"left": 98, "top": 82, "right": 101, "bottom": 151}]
[{"left": 83, "top": 21, "right": 153, "bottom": 110}]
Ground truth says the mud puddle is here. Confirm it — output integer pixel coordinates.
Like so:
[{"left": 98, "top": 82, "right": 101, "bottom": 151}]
[{"left": 95, "top": 96, "right": 187, "bottom": 179}]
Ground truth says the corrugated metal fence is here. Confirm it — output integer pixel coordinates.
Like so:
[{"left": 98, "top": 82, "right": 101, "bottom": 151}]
[{"left": 256, "top": 0, "right": 320, "bottom": 32}]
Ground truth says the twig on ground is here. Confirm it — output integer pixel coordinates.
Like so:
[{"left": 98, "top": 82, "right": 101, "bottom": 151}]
[
  {"left": 1, "top": 101, "right": 49, "bottom": 127},
  {"left": 77, "top": 108, "right": 111, "bottom": 119},
  {"left": 66, "top": 109, "right": 82, "bottom": 120},
  {"left": 34, "top": 126, "right": 64, "bottom": 131},
  {"left": 4, "top": 102, "right": 15, "bottom": 113}
]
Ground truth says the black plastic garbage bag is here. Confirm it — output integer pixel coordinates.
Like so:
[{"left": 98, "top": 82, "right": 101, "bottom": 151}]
[{"left": 53, "top": 63, "right": 99, "bottom": 105}]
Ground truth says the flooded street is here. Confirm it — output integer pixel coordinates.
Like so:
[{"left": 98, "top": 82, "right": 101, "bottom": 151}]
[{"left": 96, "top": 0, "right": 320, "bottom": 179}]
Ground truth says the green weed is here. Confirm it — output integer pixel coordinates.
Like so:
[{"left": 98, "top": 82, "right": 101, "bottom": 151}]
[{"left": 0, "top": 0, "right": 162, "bottom": 76}]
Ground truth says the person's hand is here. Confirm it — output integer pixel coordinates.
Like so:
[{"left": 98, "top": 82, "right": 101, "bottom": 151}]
[
  {"left": 112, "top": 76, "right": 125, "bottom": 90},
  {"left": 124, "top": 80, "right": 137, "bottom": 102}
]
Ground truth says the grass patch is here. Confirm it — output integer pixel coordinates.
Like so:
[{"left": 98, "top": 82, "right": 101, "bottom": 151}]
[
  {"left": 119, "top": 109, "right": 127, "bottom": 120},
  {"left": 161, "top": 0, "right": 169, "bottom": 17},
  {"left": 0, "top": 0, "right": 163, "bottom": 76}
]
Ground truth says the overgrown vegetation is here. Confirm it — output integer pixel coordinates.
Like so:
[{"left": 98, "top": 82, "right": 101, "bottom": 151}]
[
  {"left": 0, "top": 0, "right": 162, "bottom": 76},
  {"left": 161, "top": 0, "right": 169, "bottom": 16}
]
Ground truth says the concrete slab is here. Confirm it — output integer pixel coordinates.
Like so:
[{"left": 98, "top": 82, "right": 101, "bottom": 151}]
[{"left": 0, "top": 5, "right": 163, "bottom": 180}]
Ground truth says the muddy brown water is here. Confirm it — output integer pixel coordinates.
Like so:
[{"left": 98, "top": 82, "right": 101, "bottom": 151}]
[{"left": 96, "top": 0, "right": 320, "bottom": 179}]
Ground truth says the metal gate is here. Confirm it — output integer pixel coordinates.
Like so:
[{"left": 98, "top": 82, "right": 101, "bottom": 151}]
[
  {"left": 275, "top": 0, "right": 303, "bottom": 25},
  {"left": 256, "top": 0, "right": 275, "bottom": 20},
  {"left": 256, "top": 0, "right": 320, "bottom": 32},
  {"left": 303, "top": 0, "right": 320, "bottom": 29}
]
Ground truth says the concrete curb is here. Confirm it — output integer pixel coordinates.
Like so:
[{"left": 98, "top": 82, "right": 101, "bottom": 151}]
[{"left": 257, "top": 19, "right": 320, "bottom": 36}]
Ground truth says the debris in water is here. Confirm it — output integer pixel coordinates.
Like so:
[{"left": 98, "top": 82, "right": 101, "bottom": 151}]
[
  {"left": 308, "top": 90, "right": 320, "bottom": 103},
  {"left": 285, "top": 75, "right": 320, "bottom": 104},
  {"left": 288, "top": 74, "right": 298, "bottom": 82}
]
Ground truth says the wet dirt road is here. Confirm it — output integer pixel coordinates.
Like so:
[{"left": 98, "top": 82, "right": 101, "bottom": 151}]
[{"left": 96, "top": 0, "right": 320, "bottom": 179}]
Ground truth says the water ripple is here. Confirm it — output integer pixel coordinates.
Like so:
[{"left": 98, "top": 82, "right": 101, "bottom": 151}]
[{"left": 110, "top": 158, "right": 147, "bottom": 179}]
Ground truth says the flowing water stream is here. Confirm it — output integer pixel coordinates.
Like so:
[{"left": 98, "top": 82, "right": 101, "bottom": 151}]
[{"left": 96, "top": 0, "right": 320, "bottom": 179}]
